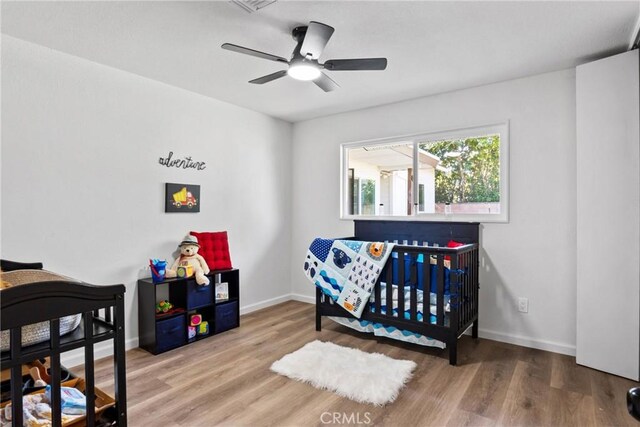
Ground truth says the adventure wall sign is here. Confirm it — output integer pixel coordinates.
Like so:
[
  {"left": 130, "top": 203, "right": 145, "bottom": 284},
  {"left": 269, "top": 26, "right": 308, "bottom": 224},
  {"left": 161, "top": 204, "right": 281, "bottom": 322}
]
[{"left": 159, "top": 151, "right": 206, "bottom": 171}]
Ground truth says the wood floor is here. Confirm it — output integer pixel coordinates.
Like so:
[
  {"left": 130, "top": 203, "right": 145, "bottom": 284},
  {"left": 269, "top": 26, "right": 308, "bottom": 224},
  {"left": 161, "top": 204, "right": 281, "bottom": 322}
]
[{"left": 77, "top": 301, "right": 639, "bottom": 426}]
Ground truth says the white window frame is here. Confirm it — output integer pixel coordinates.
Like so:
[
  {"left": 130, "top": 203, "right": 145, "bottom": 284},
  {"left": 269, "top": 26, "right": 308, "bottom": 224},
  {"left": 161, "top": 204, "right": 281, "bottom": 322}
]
[{"left": 340, "top": 122, "right": 510, "bottom": 223}]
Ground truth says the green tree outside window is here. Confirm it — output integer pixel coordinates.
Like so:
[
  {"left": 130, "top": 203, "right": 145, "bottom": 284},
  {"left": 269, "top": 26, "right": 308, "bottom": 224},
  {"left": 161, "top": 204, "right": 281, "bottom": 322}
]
[{"left": 420, "top": 135, "right": 500, "bottom": 204}]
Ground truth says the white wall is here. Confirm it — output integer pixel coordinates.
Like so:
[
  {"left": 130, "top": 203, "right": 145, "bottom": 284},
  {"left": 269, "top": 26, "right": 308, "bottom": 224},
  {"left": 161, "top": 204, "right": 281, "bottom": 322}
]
[
  {"left": 576, "top": 50, "right": 639, "bottom": 380},
  {"left": 291, "top": 69, "right": 577, "bottom": 355},
  {"left": 1, "top": 35, "right": 581, "bottom": 358},
  {"left": 1, "top": 37, "right": 293, "bottom": 360}
]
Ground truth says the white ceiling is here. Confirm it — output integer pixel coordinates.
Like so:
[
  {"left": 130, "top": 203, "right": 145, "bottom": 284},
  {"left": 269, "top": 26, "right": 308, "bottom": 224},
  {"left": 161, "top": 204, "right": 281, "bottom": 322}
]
[{"left": 2, "top": 1, "right": 638, "bottom": 122}]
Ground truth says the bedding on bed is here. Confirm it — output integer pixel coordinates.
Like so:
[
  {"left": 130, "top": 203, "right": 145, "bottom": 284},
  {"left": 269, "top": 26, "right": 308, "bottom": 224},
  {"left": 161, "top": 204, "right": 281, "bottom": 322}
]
[
  {"left": 329, "top": 282, "right": 449, "bottom": 348},
  {"left": 304, "top": 238, "right": 395, "bottom": 318},
  {"left": 329, "top": 317, "right": 446, "bottom": 348},
  {"left": 306, "top": 238, "right": 463, "bottom": 349},
  {"left": 0, "top": 270, "right": 82, "bottom": 351}
]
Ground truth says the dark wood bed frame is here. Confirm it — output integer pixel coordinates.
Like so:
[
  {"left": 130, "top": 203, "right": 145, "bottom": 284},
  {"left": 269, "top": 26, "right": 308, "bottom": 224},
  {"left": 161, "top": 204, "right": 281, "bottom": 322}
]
[
  {"left": 315, "top": 220, "right": 480, "bottom": 365},
  {"left": 0, "top": 260, "right": 127, "bottom": 426}
]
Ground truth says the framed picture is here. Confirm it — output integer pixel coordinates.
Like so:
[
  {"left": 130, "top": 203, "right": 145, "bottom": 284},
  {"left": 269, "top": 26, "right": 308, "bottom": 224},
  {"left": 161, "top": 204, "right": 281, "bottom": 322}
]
[
  {"left": 165, "top": 183, "right": 200, "bottom": 213},
  {"left": 216, "top": 282, "right": 229, "bottom": 301}
]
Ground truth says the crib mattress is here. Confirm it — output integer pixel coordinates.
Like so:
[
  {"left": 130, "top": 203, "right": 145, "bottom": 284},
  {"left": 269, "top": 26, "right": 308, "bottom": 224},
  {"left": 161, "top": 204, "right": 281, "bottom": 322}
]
[{"left": 0, "top": 269, "right": 82, "bottom": 351}]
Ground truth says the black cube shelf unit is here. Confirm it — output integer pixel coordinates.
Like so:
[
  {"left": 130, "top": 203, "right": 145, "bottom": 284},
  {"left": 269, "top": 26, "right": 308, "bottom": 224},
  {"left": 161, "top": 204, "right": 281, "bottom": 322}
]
[{"left": 138, "top": 269, "right": 239, "bottom": 355}]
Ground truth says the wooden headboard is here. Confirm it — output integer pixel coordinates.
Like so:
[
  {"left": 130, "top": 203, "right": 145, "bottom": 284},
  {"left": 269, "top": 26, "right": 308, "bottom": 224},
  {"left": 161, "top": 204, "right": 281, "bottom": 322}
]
[{"left": 353, "top": 220, "right": 480, "bottom": 245}]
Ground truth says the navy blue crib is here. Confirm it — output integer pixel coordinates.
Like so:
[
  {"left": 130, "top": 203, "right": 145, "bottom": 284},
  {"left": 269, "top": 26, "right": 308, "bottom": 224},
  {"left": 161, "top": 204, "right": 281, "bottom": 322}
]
[{"left": 315, "top": 220, "right": 480, "bottom": 365}]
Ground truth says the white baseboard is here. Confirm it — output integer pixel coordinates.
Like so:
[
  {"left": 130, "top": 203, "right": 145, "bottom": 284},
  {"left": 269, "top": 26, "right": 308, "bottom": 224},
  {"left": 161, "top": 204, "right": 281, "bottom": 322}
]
[
  {"left": 239, "top": 294, "right": 293, "bottom": 315},
  {"left": 476, "top": 327, "right": 576, "bottom": 356},
  {"left": 62, "top": 337, "right": 139, "bottom": 368},
  {"left": 288, "top": 294, "right": 577, "bottom": 356},
  {"left": 291, "top": 293, "right": 314, "bottom": 304}
]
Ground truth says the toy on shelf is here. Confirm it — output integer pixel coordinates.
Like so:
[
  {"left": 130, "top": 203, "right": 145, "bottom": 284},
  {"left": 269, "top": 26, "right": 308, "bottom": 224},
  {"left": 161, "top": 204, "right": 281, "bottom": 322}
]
[
  {"left": 177, "top": 264, "right": 194, "bottom": 279},
  {"left": 197, "top": 321, "right": 209, "bottom": 336},
  {"left": 165, "top": 235, "right": 211, "bottom": 286},
  {"left": 190, "top": 314, "right": 202, "bottom": 327},
  {"left": 215, "top": 282, "right": 229, "bottom": 301},
  {"left": 187, "top": 326, "right": 196, "bottom": 340},
  {"left": 155, "top": 300, "right": 173, "bottom": 314},
  {"left": 149, "top": 259, "right": 167, "bottom": 283}
]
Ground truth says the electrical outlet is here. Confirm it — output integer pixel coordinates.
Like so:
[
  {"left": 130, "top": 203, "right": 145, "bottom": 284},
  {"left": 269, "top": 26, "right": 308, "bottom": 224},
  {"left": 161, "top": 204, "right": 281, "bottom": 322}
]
[{"left": 518, "top": 297, "right": 529, "bottom": 313}]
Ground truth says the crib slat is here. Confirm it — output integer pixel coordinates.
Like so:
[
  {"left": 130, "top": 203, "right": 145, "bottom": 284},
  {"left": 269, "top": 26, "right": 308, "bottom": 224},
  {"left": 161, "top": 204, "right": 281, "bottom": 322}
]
[
  {"left": 471, "top": 250, "right": 475, "bottom": 319},
  {"left": 114, "top": 293, "right": 128, "bottom": 426},
  {"left": 450, "top": 254, "right": 460, "bottom": 333},
  {"left": 84, "top": 313, "right": 96, "bottom": 426},
  {"left": 10, "top": 327, "right": 23, "bottom": 427},
  {"left": 397, "top": 252, "right": 405, "bottom": 319},
  {"left": 386, "top": 253, "right": 393, "bottom": 318},
  {"left": 422, "top": 253, "right": 430, "bottom": 323},
  {"left": 436, "top": 255, "right": 444, "bottom": 326},
  {"left": 464, "top": 253, "right": 469, "bottom": 326},
  {"left": 375, "top": 266, "right": 383, "bottom": 314},
  {"left": 465, "top": 252, "right": 470, "bottom": 325},
  {"left": 460, "top": 255, "right": 469, "bottom": 325},
  {"left": 474, "top": 249, "right": 479, "bottom": 318},
  {"left": 468, "top": 251, "right": 473, "bottom": 323},
  {"left": 50, "top": 319, "right": 62, "bottom": 427},
  {"left": 410, "top": 253, "right": 418, "bottom": 321}
]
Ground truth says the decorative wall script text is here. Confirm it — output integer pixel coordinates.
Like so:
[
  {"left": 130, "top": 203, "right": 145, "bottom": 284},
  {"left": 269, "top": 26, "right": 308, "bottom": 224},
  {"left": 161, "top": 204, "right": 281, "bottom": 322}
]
[{"left": 159, "top": 151, "right": 206, "bottom": 171}]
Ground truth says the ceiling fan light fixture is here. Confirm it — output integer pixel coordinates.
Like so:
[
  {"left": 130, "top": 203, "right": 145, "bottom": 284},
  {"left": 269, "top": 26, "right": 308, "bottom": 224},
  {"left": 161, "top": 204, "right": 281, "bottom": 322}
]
[
  {"left": 222, "top": 20, "right": 387, "bottom": 92},
  {"left": 287, "top": 63, "right": 321, "bottom": 81}
]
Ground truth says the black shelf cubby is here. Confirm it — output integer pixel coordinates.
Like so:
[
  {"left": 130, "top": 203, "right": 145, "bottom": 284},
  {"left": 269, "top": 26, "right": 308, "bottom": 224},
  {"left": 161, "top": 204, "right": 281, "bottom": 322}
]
[{"left": 138, "top": 268, "right": 239, "bottom": 355}]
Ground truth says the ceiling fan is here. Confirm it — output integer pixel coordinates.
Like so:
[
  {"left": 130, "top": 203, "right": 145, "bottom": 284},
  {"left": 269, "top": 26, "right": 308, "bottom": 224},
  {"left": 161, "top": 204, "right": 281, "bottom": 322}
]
[{"left": 221, "top": 21, "right": 387, "bottom": 92}]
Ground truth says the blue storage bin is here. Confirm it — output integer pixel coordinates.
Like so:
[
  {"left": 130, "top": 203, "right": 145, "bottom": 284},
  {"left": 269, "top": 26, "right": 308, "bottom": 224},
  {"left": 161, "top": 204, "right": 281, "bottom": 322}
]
[
  {"left": 156, "top": 315, "right": 186, "bottom": 353},
  {"left": 186, "top": 279, "right": 212, "bottom": 309},
  {"left": 215, "top": 301, "right": 238, "bottom": 334}
]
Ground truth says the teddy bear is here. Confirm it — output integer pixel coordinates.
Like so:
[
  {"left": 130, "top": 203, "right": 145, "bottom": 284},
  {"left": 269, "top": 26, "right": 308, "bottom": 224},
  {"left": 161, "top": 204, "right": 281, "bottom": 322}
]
[{"left": 165, "top": 235, "right": 210, "bottom": 286}]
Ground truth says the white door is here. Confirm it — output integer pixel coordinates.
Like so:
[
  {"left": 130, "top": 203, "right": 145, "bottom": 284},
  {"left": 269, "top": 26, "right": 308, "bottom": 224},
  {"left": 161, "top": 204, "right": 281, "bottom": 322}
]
[{"left": 576, "top": 50, "right": 640, "bottom": 380}]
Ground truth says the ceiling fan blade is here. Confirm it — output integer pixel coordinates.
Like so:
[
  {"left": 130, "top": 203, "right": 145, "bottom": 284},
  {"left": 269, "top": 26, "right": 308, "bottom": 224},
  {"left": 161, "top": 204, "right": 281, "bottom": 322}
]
[
  {"left": 300, "top": 21, "right": 335, "bottom": 60},
  {"left": 313, "top": 72, "right": 339, "bottom": 92},
  {"left": 324, "top": 58, "right": 387, "bottom": 71},
  {"left": 221, "top": 43, "right": 289, "bottom": 64},
  {"left": 249, "top": 70, "right": 288, "bottom": 85}
]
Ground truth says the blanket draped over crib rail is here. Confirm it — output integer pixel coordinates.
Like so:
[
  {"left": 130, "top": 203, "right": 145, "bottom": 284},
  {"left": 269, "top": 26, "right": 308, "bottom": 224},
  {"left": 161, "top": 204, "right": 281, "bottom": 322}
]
[{"left": 304, "top": 238, "right": 395, "bottom": 318}]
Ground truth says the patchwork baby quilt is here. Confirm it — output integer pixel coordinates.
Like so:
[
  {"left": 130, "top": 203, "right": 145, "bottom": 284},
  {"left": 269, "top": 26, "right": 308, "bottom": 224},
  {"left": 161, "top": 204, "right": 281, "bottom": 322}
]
[{"left": 303, "top": 238, "right": 395, "bottom": 318}]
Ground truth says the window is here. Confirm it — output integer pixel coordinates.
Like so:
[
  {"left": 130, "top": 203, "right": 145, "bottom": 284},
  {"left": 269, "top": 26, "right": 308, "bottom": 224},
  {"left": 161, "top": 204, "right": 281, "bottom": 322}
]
[
  {"left": 341, "top": 123, "right": 509, "bottom": 222},
  {"left": 345, "top": 142, "right": 414, "bottom": 216}
]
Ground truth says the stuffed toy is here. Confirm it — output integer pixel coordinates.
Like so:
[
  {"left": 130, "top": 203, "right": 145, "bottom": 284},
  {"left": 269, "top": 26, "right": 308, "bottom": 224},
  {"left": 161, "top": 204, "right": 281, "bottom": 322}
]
[
  {"left": 155, "top": 300, "right": 173, "bottom": 314},
  {"left": 165, "top": 235, "right": 211, "bottom": 286}
]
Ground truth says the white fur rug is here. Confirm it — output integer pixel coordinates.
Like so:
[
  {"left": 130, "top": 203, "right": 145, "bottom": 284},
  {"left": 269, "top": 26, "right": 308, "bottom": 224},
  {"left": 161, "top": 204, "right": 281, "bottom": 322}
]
[{"left": 270, "top": 340, "right": 416, "bottom": 406}]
